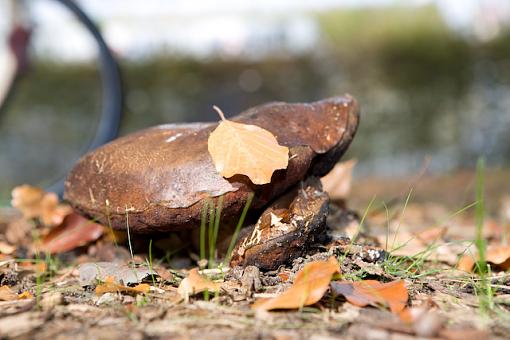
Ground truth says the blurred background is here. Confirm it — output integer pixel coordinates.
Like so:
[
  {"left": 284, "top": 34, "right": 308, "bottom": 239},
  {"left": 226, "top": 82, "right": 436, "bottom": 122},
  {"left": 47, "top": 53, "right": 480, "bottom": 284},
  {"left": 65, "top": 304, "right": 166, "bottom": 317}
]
[{"left": 1, "top": 0, "right": 510, "bottom": 206}]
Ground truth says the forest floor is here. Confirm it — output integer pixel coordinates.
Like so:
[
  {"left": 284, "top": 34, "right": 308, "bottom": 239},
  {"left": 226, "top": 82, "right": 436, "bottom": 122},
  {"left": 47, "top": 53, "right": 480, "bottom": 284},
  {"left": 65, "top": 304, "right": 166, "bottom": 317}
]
[{"left": 1, "top": 169, "right": 510, "bottom": 339}]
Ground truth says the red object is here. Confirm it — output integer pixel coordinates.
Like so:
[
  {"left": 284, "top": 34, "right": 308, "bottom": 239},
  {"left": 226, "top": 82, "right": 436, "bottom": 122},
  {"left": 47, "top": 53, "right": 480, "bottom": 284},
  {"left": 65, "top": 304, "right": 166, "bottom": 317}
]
[
  {"left": 40, "top": 213, "right": 104, "bottom": 254},
  {"left": 8, "top": 24, "right": 31, "bottom": 72}
]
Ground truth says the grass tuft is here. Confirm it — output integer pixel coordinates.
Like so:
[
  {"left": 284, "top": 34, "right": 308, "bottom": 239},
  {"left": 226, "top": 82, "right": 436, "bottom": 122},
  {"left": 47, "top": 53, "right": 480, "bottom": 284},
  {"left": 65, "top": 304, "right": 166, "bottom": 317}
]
[
  {"left": 199, "top": 200, "right": 210, "bottom": 264},
  {"left": 224, "top": 193, "right": 254, "bottom": 266},
  {"left": 473, "top": 158, "right": 494, "bottom": 313},
  {"left": 124, "top": 208, "right": 134, "bottom": 262},
  {"left": 209, "top": 196, "right": 224, "bottom": 268}
]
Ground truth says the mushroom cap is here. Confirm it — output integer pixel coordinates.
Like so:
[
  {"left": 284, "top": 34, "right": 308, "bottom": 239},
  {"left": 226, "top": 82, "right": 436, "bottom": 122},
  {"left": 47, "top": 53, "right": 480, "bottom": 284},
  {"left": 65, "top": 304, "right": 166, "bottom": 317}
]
[{"left": 64, "top": 95, "right": 360, "bottom": 233}]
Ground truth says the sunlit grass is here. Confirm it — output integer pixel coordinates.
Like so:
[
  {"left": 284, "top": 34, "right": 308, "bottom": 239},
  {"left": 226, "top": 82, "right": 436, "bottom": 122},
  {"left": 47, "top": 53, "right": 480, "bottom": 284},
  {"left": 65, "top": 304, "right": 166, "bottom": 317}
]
[
  {"left": 473, "top": 158, "right": 494, "bottom": 313},
  {"left": 195, "top": 193, "right": 254, "bottom": 269},
  {"left": 224, "top": 193, "right": 254, "bottom": 266}
]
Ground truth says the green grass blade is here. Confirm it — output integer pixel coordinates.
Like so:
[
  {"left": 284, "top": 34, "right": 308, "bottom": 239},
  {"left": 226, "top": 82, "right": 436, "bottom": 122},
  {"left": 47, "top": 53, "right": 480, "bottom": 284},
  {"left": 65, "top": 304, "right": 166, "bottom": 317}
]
[
  {"left": 210, "top": 196, "right": 224, "bottom": 267},
  {"left": 223, "top": 193, "right": 254, "bottom": 266},
  {"left": 208, "top": 200, "right": 216, "bottom": 268},
  {"left": 199, "top": 201, "right": 209, "bottom": 261}
]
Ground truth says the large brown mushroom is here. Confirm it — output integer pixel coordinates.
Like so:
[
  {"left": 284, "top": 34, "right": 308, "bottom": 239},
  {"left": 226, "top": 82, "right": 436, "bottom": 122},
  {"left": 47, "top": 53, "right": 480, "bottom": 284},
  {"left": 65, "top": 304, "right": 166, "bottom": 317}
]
[{"left": 64, "top": 95, "right": 360, "bottom": 234}]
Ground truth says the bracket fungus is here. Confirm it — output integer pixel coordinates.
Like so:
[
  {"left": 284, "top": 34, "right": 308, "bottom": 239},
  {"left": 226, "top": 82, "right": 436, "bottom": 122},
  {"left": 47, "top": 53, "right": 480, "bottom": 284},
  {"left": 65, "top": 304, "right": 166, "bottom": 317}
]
[{"left": 64, "top": 95, "right": 360, "bottom": 234}]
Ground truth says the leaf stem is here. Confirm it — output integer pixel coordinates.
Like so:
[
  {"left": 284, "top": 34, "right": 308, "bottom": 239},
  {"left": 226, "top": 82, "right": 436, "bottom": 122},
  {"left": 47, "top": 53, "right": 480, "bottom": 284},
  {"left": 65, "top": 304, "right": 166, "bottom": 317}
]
[{"left": 212, "top": 105, "right": 227, "bottom": 121}]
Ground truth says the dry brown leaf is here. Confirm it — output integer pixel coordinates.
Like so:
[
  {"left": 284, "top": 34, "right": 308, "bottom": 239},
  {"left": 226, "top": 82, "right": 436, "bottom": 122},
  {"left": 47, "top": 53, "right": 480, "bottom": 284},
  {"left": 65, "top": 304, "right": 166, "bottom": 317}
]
[
  {"left": 19, "top": 261, "right": 47, "bottom": 274},
  {"left": 17, "top": 291, "right": 33, "bottom": 300},
  {"left": 377, "top": 226, "right": 460, "bottom": 265},
  {"left": 0, "top": 241, "right": 15, "bottom": 255},
  {"left": 11, "top": 185, "right": 72, "bottom": 227},
  {"left": 331, "top": 279, "right": 408, "bottom": 314},
  {"left": 0, "top": 285, "right": 18, "bottom": 301},
  {"left": 78, "top": 262, "right": 157, "bottom": 286},
  {"left": 415, "top": 226, "right": 447, "bottom": 244},
  {"left": 178, "top": 268, "right": 222, "bottom": 300},
  {"left": 320, "top": 159, "right": 357, "bottom": 200},
  {"left": 486, "top": 245, "right": 510, "bottom": 268},
  {"left": 208, "top": 106, "right": 289, "bottom": 185},
  {"left": 252, "top": 256, "right": 340, "bottom": 311},
  {"left": 5, "top": 218, "right": 33, "bottom": 247},
  {"left": 457, "top": 255, "right": 476, "bottom": 272},
  {"left": 37, "top": 213, "right": 104, "bottom": 254},
  {"left": 95, "top": 276, "right": 150, "bottom": 295},
  {"left": 458, "top": 244, "right": 510, "bottom": 272}
]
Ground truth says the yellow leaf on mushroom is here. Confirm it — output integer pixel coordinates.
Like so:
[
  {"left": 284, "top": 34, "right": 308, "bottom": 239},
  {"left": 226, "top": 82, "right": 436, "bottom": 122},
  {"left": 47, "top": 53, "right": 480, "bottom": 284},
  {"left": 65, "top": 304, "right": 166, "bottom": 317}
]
[{"left": 208, "top": 106, "right": 289, "bottom": 185}]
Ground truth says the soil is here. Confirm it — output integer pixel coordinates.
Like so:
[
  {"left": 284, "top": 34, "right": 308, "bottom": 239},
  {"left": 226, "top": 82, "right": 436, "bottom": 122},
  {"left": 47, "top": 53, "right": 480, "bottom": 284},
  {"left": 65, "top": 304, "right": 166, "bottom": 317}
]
[{"left": 1, "top": 171, "right": 510, "bottom": 340}]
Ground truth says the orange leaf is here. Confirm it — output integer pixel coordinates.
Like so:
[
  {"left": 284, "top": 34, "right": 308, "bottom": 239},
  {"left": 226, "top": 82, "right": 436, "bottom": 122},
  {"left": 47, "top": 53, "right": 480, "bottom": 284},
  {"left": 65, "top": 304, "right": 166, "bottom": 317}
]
[
  {"left": 11, "top": 185, "right": 72, "bottom": 227},
  {"left": 457, "top": 254, "right": 476, "bottom": 272},
  {"left": 177, "top": 268, "right": 222, "bottom": 300},
  {"left": 486, "top": 245, "right": 510, "bottom": 269},
  {"left": 19, "top": 261, "right": 47, "bottom": 274},
  {"left": 17, "top": 291, "right": 33, "bottom": 300},
  {"left": 208, "top": 106, "right": 289, "bottom": 185},
  {"left": 331, "top": 279, "right": 408, "bottom": 314},
  {"left": 457, "top": 245, "right": 510, "bottom": 272},
  {"left": 0, "top": 241, "right": 15, "bottom": 255},
  {"left": 252, "top": 257, "right": 340, "bottom": 311},
  {"left": 0, "top": 286, "right": 18, "bottom": 301},
  {"left": 95, "top": 276, "right": 150, "bottom": 295},
  {"left": 278, "top": 272, "right": 290, "bottom": 282},
  {"left": 38, "top": 213, "right": 104, "bottom": 254},
  {"left": 320, "top": 159, "right": 357, "bottom": 200}
]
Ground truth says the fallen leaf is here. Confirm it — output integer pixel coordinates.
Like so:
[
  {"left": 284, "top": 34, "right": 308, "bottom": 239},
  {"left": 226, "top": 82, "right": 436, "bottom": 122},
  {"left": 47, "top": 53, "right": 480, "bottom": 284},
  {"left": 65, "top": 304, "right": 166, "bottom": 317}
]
[
  {"left": 415, "top": 226, "right": 447, "bottom": 244},
  {"left": 398, "top": 307, "right": 415, "bottom": 324},
  {"left": 457, "top": 254, "right": 476, "bottom": 272},
  {"left": 0, "top": 241, "right": 15, "bottom": 255},
  {"left": 252, "top": 256, "right": 340, "bottom": 311},
  {"left": 78, "top": 262, "right": 157, "bottom": 286},
  {"left": 11, "top": 185, "right": 72, "bottom": 227},
  {"left": 486, "top": 245, "right": 510, "bottom": 268},
  {"left": 0, "top": 285, "right": 18, "bottom": 301},
  {"left": 178, "top": 268, "right": 222, "bottom": 300},
  {"left": 95, "top": 276, "right": 150, "bottom": 295},
  {"left": 331, "top": 279, "right": 408, "bottom": 314},
  {"left": 320, "top": 159, "right": 357, "bottom": 200},
  {"left": 17, "top": 291, "right": 33, "bottom": 300},
  {"left": 19, "top": 261, "right": 47, "bottom": 274},
  {"left": 5, "top": 218, "right": 33, "bottom": 246},
  {"left": 377, "top": 226, "right": 460, "bottom": 265},
  {"left": 38, "top": 213, "right": 104, "bottom": 254},
  {"left": 278, "top": 272, "right": 290, "bottom": 282},
  {"left": 208, "top": 106, "right": 289, "bottom": 185},
  {"left": 458, "top": 244, "right": 510, "bottom": 271}
]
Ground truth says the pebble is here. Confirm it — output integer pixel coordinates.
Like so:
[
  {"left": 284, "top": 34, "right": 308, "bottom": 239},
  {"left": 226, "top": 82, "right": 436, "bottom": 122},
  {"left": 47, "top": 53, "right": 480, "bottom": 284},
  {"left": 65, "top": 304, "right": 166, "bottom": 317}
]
[
  {"left": 96, "top": 292, "right": 118, "bottom": 306},
  {"left": 40, "top": 292, "right": 63, "bottom": 310}
]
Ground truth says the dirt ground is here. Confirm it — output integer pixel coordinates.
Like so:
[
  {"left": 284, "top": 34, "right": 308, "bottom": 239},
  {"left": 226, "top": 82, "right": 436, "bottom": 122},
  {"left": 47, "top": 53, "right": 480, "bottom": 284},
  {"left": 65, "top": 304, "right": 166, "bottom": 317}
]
[{"left": 1, "top": 171, "right": 510, "bottom": 339}]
